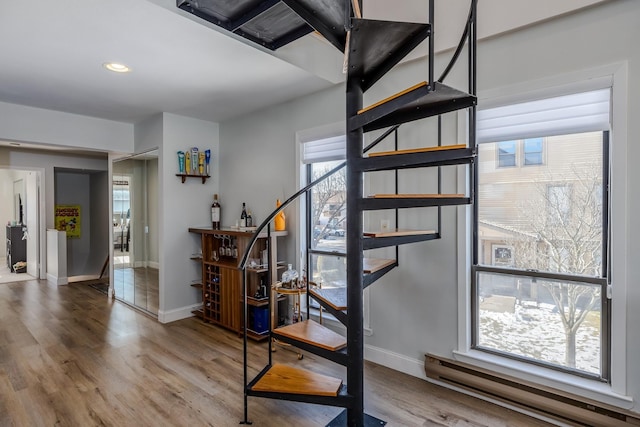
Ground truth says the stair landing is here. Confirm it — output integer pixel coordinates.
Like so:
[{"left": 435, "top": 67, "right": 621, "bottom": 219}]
[
  {"left": 251, "top": 364, "right": 342, "bottom": 396},
  {"left": 274, "top": 320, "right": 346, "bottom": 351}
]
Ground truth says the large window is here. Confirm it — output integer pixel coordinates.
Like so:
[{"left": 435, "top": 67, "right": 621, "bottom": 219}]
[
  {"left": 302, "top": 135, "right": 346, "bottom": 291},
  {"left": 474, "top": 89, "right": 610, "bottom": 379}
]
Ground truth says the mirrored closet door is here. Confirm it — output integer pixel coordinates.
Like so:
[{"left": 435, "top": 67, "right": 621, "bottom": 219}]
[{"left": 112, "top": 150, "right": 159, "bottom": 315}]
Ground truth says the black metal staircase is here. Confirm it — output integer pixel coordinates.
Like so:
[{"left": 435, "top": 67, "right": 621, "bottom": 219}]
[{"left": 232, "top": 1, "right": 478, "bottom": 425}]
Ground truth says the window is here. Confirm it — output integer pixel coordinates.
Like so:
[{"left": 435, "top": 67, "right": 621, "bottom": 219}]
[
  {"left": 474, "top": 89, "right": 610, "bottom": 379},
  {"left": 497, "top": 141, "right": 516, "bottom": 167},
  {"left": 302, "top": 135, "right": 346, "bottom": 291},
  {"left": 523, "top": 137, "right": 543, "bottom": 165}
]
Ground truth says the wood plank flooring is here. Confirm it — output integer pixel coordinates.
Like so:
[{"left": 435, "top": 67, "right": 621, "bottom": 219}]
[{"left": 0, "top": 279, "right": 553, "bottom": 426}]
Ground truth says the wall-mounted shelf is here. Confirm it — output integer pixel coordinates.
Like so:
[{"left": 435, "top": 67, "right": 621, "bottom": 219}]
[{"left": 176, "top": 173, "right": 210, "bottom": 184}]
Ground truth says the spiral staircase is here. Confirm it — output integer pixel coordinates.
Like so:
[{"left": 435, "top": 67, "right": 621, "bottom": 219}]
[{"left": 182, "top": 0, "right": 478, "bottom": 425}]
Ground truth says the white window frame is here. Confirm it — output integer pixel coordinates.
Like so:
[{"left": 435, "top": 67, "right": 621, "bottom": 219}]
[
  {"left": 456, "top": 64, "right": 631, "bottom": 408},
  {"left": 295, "top": 122, "right": 373, "bottom": 335}
]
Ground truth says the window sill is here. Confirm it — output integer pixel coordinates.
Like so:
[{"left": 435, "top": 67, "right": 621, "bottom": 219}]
[{"left": 453, "top": 349, "right": 633, "bottom": 410}]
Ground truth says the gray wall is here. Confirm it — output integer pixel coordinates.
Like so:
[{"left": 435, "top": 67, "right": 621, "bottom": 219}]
[
  {"left": 219, "top": 0, "right": 640, "bottom": 413},
  {"left": 0, "top": 148, "right": 108, "bottom": 278},
  {"left": 55, "top": 170, "right": 105, "bottom": 277},
  {"left": 159, "top": 113, "right": 220, "bottom": 321},
  {"left": 89, "top": 171, "right": 109, "bottom": 275}
]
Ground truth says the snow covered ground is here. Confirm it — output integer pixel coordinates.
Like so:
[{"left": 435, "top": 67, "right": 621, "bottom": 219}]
[{"left": 479, "top": 299, "right": 600, "bottom": 374}]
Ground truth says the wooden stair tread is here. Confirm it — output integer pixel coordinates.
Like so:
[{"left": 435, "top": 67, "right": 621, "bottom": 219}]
[
  {"left": 358, "top": 81, "right": 427, "bottom": 115},
  {"left": 363, "top": 258, "right": 396, "bottom": 273},
  {"left": 363, "top": 229, "right": 436, "bottom": 238},
  {"left": 252, "top": 364, "right": 342, "bottom": 396},
  {"left": 370, "top": 193, "right": 465, "bottom": 199},
  {"left": 274, "top": 320, "right": 346, "bottom": 351},
  {"left": 368, "top": 144, "right": 467, "bottom": 157},
  {"left": 349, "top": 82, "right": 476, "bottom": 133},
  {"left": 309, "top": 287, "right": 347, "bottom": 311}
]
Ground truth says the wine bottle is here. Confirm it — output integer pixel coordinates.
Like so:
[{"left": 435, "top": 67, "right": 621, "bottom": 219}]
[
  {"left": 240, "top": 202, "right": 247, "bottom": 228},
  {"left": 211, "top": 194, "right": 221, "bottom": 229},
  {"left": 246, "top": 210, "right": 253, "bottom": 227}
]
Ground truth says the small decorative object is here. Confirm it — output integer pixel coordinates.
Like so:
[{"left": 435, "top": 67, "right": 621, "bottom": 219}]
[
  {"left": 205, "top": 149, "right": 211, "bottom": 175},
  {"left": 281, "top": 264, "right": 298, "bottom": 289},
  {"left": 177, "top": 151, "right": 185, "bottom": 173},
  {"left": 198, "top": 152, "right": 205, "bottom": 175},
  {"left": 191, "top": 147, "right": 199, "bottom": 174},
  {"left": 185, "top": 151, "right": 191, "bottom": 173},
  {"left": 275, "top": 199, "right": 286, "bottom": 231}
]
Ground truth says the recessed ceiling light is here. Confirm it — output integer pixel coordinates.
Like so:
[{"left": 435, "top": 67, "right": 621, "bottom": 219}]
[{"left": 103, "top": 62, "right": 131, "bottom": 73}]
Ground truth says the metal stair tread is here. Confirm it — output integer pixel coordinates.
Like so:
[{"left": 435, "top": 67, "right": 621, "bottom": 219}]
[
  {"left": 309, "top": 287, "right": 347, "bottom": 311},
  {"left": 363, "top": 229, "right": 436, "bottom": 238},
  {"left": 349, "top": 81, "right": 476, "bottom": 132},
  {"left": 282, "top": 0, "right": 348, "bottom": 51},
  {"left": 363, "top": 257, "right": 396, "bottom": 273},
  {"left": 360, "top": 195, "right": 471, "bottom": 211},
  {"left": 358, "top": 146, "right": 475, "bottom": 172},
  {"left": 250, "top": 363, "right": 343, "bottom": 396},
  {"left": 273, "top": 319, "right": 346, "bottom": 351},
  {"left": 178, "top": 0, "right": 313, "bottom": 51},
  {"left": 347, "top": 18, "right": 431, "bottom": 91},
  {"left": 368, "top": 144, "right": 467, "bottom": 157},
  {"left": 370, "top": 193, "right": 464, "bottom": 198}
]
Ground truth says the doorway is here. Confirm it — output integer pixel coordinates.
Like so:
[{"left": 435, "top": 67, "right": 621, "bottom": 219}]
[{"left": 0, "top": 168, "right": 41, "bottom": 283}]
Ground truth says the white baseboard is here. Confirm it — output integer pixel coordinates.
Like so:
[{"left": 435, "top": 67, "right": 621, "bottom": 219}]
[
  {"left": 68, "top": 274, "right": 99, "bottom": 282},
  {"left": 148, "top": 261, "right": 159, "bottom": 269},
  {"left": 158, "top": 303, "right": 202, "bottom": 324},
  {"left": 364, "top": 344, "right": 427, "bottom": 380},
  {"left": 47, "top": 273, "right": 68, "bottom": 286}
]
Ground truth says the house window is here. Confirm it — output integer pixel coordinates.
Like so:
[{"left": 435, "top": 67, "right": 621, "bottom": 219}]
[
  {"left": 497, "top": 141, "right": 516, "bottom": 167},
  {"left": 523, "top": 137, "right": 544, "bottom": 165},
  {"left": 302, "top": 135, "right": 346, "bottom": 291},
  {"left": 474, "top": 88, "right": 611, "bottom": 379}
]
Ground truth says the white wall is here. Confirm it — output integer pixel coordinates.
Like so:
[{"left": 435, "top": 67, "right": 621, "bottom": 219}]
[
  {"left": 0, "top": 101, "right": 133, "bottom": 152},
  {"left": 218, "top": 0, "right": 640, "bottom": 414}
]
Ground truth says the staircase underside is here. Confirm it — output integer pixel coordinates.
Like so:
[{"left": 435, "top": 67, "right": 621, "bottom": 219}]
[{"left": 177, "top": 0, "right": 347, "bottom": 50}]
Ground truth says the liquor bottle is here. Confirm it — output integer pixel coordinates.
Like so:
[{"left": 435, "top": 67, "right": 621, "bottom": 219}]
[
  {"left": 240, "top": 202, "right": 247, "bottom": 228},
  {"left": 275, "top": 199, "right": 286, "bottom": 231},
  {"left": 246, "top": 210, "right": 253, "bottom": 228},
  {"left": 211, "top": 194, "right": 221, "bottom": 229}
]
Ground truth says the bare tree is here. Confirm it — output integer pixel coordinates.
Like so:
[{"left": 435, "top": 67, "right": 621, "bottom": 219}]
[
  {"left": 310, "top": 164, "right": 346, "bottom": 246},
  {"left": 506, "top": 162, "right": 603, "bottom": 368}
]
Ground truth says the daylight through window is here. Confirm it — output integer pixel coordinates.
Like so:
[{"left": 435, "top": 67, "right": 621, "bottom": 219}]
[{"left": 474, "top": 89, "right": 610, "bottom": 379}]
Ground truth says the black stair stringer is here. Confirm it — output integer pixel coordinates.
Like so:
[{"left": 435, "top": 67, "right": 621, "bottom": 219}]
[
  {"left": 308, "top": 295, "right": 348, "bottom": 327},
  {"left": 362, "top": 261, "right": 397, "bottom": 290},
  {"left": 281, "top": 0, "right": 348, "bottom": 52},
  {"left": 363, "top": 233, "right": 439, "bottom": 250},
  {"left": 355, "top": 147, "right": 476, "bottom": 172},
  {"left": 271, "top": 332, "right": 349, "bottom": 366}
]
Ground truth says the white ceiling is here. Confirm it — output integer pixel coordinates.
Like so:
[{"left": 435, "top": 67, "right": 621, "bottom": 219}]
[
  {"left": 0, "top": 0, "right": 336, "bottom": 125},
  {"left": 0, "top": 0, "right": 608, "bottom": 131}
]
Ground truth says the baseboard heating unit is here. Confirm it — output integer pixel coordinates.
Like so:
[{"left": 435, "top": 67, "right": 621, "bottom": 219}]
[{"left": 424, "top": 354, "right": 640, "bottom": 427}]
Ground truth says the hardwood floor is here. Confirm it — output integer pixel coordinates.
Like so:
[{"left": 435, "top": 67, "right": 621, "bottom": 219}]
[{"left": 0, "top": 280, "right": 553, "bottom": 426}]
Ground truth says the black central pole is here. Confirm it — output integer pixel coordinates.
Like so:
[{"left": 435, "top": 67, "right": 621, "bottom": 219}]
[{"left": 346, "top": 72, "right": 364, "bottom": 427}]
